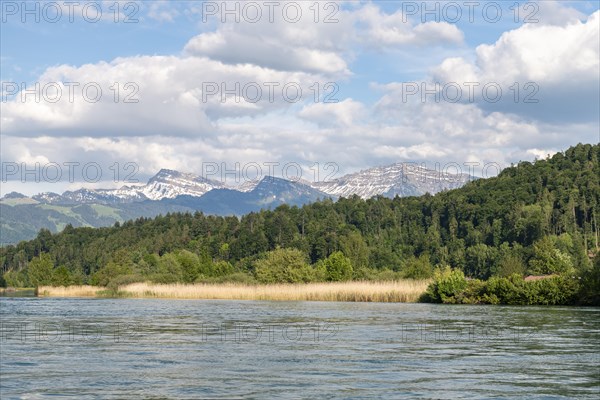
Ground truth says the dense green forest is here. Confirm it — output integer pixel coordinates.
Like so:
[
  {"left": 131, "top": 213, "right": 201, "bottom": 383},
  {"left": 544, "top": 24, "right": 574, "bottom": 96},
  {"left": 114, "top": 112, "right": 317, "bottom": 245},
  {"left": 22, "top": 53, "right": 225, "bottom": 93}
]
[{"left": 1, "top": 144, "right": 599, "bottom": 304}]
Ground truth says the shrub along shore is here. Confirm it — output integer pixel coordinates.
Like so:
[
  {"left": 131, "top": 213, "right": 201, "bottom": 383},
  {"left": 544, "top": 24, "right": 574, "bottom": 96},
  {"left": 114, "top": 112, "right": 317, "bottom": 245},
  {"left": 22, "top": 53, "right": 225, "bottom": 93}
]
[{"left": 423, "top": 266, "right": 598, "bottom": 305}]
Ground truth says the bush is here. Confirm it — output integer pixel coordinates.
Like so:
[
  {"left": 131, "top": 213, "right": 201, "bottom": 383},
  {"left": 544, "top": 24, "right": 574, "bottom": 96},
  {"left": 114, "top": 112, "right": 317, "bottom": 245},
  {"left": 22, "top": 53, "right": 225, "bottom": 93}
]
[
  {"left": 485, "top": 274, "right": 528, "bottom": 305},
  {"left": 424, "top": 266, "right": 468, "bottom": 303},
  {"left": 453, "top": 279, "right": 487, "bottom": 304},
  {"left": 528, "top": 236, "right": 575, "bottom": 275},
  {"left": 526, "top": 275, "right": 579, "bottom": 305},
  {"left": 154, "top": 253, "right": 184, "bottom": 283},
  {"left": 175, "top": 250, "right": 201, "bottom": 283},
  {"left": 485, "top": 274, "right": 579, "bottom": 305},
  {"left": 350, "top": 268, "right": 408, "bottom": 281},
  {"left": 254, "top": 248, "right": 315, "bottom": 283},
  {"left": 495, "top": 254, "right": 525, "bottom": 277},
  {"left": 197, "top": 272, "right": 257, "bottom": 284},
  {"left": 50, "top": 265, "right": 74, "bottom": 287},
  {"left": 322, "top": 251, "right": 353, "bottom": 281},
  {"left": 212, "top": 261, "right": 235, "bottom": 276},
  {"left": 352, "top": 266, "right": 374, "bottom": 280},
  {"left": 27, "top": 254, "right": 54, "bottom": 287},
  {"left": 373, "top": 269, "right": 404, "bottom": 281},
  {"left": 578, "top": 254, "right": 600, "bottom": 305},
  {"left": 424, "top": 268, "right": 580, "bottom": 305},
  {"left": 2, "top": 270, "right": 29, "bottom": 288},
  {"left": 91, "top": 261, "right": 134, "bottom": 286},
  {"left": 401, "top": 255, "right": 434, "bottom": 280},
  {"left": 106, "top": 274, "right": 145, "bottom": 291}
]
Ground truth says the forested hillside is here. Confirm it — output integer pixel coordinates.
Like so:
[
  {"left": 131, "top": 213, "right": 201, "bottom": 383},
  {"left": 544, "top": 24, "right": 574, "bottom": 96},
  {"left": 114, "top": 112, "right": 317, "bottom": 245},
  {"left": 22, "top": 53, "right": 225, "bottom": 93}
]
[{"left": 1, "top": 144, "right": 598, "bottom": 302}]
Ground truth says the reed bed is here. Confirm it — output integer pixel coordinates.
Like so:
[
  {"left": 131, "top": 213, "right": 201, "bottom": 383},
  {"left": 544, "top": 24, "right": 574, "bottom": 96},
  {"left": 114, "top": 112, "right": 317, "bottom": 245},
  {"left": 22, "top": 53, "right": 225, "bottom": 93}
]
[
  {"left": 117, "top": 280, "right": 430, "bottom": 302},
  {"left": 36, "top": 281, "right": 430, "bottom": 302},
  {"left": 37, "top": 285, "right": 105, "bottom": 298}
]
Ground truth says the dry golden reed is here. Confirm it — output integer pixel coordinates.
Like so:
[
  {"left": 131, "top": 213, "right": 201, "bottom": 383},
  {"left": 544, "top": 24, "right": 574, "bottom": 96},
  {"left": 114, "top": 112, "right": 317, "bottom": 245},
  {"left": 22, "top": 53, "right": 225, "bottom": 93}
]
[
  {"left": 38, "top": 285, "right": 105, "bottom": 298},
  {"left": 38, "top": 281, "right": 430, "bottom": 302}
]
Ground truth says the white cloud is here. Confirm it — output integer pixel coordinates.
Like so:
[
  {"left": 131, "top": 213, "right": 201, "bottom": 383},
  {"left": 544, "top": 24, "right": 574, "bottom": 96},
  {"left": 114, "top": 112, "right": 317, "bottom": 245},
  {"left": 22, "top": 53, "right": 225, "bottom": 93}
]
[
  {"left": 146, "top": 1, "right": 179, "bottom": 22},
  {"left": 356, "top": 4, "right": 464, "bottom": 47},
  {"left": 183, "top": 2, "right": 355, "bottom": 76},
  {"left": 185, "top": 29, "right": 350, "bottom": 75},
  {"left": 474, "top": 12, "right": 599, "bottom": 84},
  {"left": 532, "top": 1, "right": 588, "bottom": 26},
  {"left": 184, "top": 2, "right": 464, "bottom": 75},
  {"left": 430, "top": 10, "right": 600, "bottom": 122},
  {"left": 526, "top": 148, "right": 558, "bottom": 160},
  {"left": 1, "top": 55, "right": 329, "bottom": 137},
  {"left": 298, "top": 99, "right": 366, "bottom": 127}
]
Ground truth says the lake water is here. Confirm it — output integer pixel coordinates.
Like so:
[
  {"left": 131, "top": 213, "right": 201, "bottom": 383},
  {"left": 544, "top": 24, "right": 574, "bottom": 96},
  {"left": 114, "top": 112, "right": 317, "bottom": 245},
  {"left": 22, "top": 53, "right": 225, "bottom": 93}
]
[{"left": 1, "top": 298, "right": 598, "bottom": 399}]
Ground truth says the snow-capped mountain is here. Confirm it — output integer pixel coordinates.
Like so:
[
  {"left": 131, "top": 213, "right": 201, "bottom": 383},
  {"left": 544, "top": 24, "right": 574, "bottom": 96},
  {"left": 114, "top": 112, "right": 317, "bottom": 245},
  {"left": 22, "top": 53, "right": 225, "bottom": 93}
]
[
  {"left": 236, "top": 179, "right": 262, "bottom": 193},
  {"left": 32, "top": 192, "right": 66, "bottom": 204},
  {"left": 140, "top": 169, "right": 226, "bottom": 200},
  {"left": 162, "top": 176, "right": 329, "bottom": 216},
  {"left": 311, "top": 163, "right": 473, "bottom": 199},
  {"left": 16, "top": 162, "right": 474, "bottom": 206},
  {"left": 60, "top": 187, "right": 145, "bottom": 204},
  {"left": 31, "top": 169, "right": 226, "bottom": 204},
  {"left": 251, "top": 176, "right": 328, "bottom": 205}
]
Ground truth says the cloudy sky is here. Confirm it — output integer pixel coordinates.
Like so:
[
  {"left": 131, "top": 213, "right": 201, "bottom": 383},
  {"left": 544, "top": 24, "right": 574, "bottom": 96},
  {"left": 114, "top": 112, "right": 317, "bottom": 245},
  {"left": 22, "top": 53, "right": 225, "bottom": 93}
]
[{"left": 1, "top": 0, "right": 599, "bottom": 195}]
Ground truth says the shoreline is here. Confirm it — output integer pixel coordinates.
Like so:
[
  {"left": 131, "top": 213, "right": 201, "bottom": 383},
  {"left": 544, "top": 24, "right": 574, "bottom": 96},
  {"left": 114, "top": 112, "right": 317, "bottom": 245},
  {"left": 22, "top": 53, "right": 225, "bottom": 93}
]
[
  {"left": 34, "top": 280, "right": 430, "bottom": 302},
  {"left": 0, "top": 287, "right": 36, "bottom": 297}
]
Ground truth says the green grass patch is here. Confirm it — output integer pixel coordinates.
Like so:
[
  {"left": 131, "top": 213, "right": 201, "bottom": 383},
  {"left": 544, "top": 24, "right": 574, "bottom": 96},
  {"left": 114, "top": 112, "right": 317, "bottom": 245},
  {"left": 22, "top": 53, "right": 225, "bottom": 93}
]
[
  {"left": 0, "top": 198, "right": 39, "bottom": 206},
  {"left": 90, "top": 204, "right": 124, "bottom": 220}
]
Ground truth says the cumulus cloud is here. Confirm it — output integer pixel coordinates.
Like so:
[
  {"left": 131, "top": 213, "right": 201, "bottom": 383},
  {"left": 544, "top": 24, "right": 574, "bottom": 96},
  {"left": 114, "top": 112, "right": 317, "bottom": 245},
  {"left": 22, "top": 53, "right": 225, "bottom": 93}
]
[
  {"left": 185, "top": 29, "right": 350, "bottom": 75},
  {"left": 298, "top": 99, "right": 366, "bottom": 127},
  {"left": 530, "top": 1, "right": 588, "bottom": 26},
  {"left": 470, "top": 12, "right": 598, "bottom": 84},
  {"left": 430, "top": 10, "right": 600, "bottom": 123},
  {"left": 184, "top": 2, "right": 464, "bottom": 75},
  {"left": 183, "top": 2, "right": 355, "bottom": 76},
  {"left": 1, "top": 55, "right": 328, "bottom": 137},
  {"left": 355, "top": 3, "right": 464, "bottom": 47},
  {"left": 368, "top": 88, "right": 598, "bottom": 172}
]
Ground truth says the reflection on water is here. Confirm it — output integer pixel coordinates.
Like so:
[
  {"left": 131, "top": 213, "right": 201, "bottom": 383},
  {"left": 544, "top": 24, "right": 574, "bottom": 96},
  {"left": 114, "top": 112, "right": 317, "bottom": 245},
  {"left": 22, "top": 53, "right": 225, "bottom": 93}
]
[
  {"left": 0, "top": 289, "right": 36, "bottom": 297},
  {"left": 1, "top": 298, "right": 599, "bottom": 398}
]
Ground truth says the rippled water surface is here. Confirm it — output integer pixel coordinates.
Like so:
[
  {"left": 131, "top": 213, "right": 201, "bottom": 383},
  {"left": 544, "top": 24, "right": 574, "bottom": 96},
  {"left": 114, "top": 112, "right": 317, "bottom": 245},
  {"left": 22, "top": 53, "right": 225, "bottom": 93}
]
[{"left": 1, "top": 298, "right": 599, "bottom": 399}]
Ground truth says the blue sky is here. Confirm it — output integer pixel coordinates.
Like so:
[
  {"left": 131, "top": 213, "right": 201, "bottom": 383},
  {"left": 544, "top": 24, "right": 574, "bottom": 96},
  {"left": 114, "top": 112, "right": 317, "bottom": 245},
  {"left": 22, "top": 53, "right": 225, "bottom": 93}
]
[{"left": 1, "top": 1, "right": 599, "bottom": 195}]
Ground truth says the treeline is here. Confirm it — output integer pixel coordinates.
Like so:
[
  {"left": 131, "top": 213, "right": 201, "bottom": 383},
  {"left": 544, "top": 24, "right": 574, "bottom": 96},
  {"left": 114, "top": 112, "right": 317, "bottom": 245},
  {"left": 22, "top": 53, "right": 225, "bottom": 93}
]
[{"left": 1, "top": 144, "right": 599, "bottom": 303}]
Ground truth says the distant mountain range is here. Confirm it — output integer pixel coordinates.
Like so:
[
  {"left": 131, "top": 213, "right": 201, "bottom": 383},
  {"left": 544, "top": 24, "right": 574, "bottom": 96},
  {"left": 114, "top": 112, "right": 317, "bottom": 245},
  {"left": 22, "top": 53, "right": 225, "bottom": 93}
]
[
  {"left": 31, "top": 169, "right": 227, "bottom": 204},
  {"left": 0, "top": 162, "right": 474, "bottom": 244}
]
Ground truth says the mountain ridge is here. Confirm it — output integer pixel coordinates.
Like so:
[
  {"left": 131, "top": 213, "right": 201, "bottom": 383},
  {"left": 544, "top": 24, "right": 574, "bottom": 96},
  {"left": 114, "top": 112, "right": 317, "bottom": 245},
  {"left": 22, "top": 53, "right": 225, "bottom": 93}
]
[
  {"left": 1, "top": 161, "right": 475, "bottom": 244},
  {"left": 4, "top": 161, "right": 474, "bottom": 205}
]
